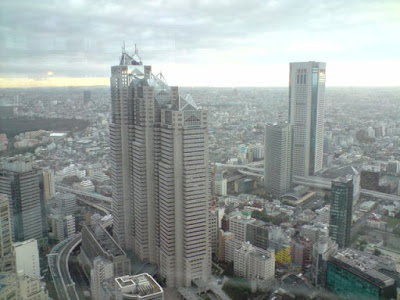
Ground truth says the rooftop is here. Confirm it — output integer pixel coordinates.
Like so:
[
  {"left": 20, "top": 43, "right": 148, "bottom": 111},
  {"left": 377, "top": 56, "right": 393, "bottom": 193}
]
[
  {"left": 331, "top": 249, "right": 396, "bottom": 288},
  {"left": 115, "top": 273, "right": 163, "bottom": 298},
  {"left": 87, "top": 224, "right": 126, "bottom": 257}
]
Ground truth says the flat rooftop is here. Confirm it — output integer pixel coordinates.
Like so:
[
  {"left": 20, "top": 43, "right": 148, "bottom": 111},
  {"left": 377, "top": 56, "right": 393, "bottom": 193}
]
[
  {"left": 115, "top": 273, "right": 163, "bottom": 297},
  {"left": 331, "top": 249, "right": 396, "bottom": 288}
]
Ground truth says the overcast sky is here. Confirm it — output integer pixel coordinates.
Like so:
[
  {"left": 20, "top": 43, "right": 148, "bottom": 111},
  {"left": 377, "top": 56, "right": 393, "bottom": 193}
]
[{"left": 0, "top": 0, "right": 399, "bottom": 87}]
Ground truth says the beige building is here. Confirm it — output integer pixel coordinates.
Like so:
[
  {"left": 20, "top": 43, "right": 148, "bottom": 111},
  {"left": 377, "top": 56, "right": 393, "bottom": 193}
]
[
  {"left": 217, "top": 230, "right": 235, "bottom": 262},
  {"left": 90, "top": 257, "right": 114, "bottom": 300},
  {"left": 289, "top": 62, "right": 326, "bottom": 176},
  {"left": 42, "top": 167, "right": 55, "bottom": 201},
  {"left": 110, "top": 47, "right": 211, "bottom": 287},
  {"left": 233, "top": 241, "right": 275, "bottom": 290}
]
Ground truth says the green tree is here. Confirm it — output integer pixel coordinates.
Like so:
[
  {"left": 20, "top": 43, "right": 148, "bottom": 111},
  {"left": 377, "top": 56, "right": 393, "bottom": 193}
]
[{"left": 373, "top": 249, "right": 381, "bottom": 256}]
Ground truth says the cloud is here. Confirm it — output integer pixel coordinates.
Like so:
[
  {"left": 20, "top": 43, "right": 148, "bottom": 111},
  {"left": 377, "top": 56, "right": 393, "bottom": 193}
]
[{"left": 0, "top": 0, "right": 399, "bottom": 86}]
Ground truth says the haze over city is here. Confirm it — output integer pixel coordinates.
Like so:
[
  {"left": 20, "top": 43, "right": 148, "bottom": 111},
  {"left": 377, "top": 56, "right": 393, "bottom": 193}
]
[{"left": 1, "top": 1, "right": 400, "bottom": 300}]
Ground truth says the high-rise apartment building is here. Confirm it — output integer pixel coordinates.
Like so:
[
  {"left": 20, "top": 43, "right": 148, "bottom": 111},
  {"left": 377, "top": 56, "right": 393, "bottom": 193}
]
[
  {"left": 329, "top": 176, "right": 353, "bottom": 248},
  {"left": 289, "top": 62, "right": 326, "bottom": 176},
  {"left": 0, "top": 158, "right": 47, "bottom": 248},
  {"left": 110, "top": 47, "right": 211, "bottom": 287},
  {"left": 0, "top": 193, "right": 13, "bottom": 272},
  {"left": 264, "top": 122, "right": 292, "bottom": 196}
]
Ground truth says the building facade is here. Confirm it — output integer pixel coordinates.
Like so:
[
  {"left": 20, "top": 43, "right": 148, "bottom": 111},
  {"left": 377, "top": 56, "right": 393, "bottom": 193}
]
[
  {"left": 0, "top": 158, "right": 47, "bottom": 248},
  {"left": 329, "top": 176, "right": 353, "bottom": 248},
  {"left": 289, "top": 62, "right": 326, "bottom": 176},
  {"left": 0, "top": 194, "right": 13, "bottom": 273},
  {"left": 110, "top": 47, "right": 211, "bottom": 287},
  {"left": 264, "top": 122, "right": 292, "bottom": 196}
]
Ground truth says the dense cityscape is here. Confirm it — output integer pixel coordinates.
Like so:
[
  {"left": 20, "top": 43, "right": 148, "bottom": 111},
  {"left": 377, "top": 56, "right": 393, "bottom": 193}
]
[{"left": 0, "top": 48, "right": 400, "bottom": 300}]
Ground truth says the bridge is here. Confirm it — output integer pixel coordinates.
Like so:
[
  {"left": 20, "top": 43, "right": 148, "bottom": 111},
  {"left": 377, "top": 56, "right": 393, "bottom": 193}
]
[
  {"left": 55, "top": 184, "right": 112, "bottom": 205},
  {"left": 293, "top": 175, "right": 400, "bottom": 203},
  {"left": 77, "top": 197, "right": 111, "bottom": 215}
]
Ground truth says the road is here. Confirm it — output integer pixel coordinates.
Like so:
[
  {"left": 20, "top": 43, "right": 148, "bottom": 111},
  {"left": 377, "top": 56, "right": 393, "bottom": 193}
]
[
  {"left": 58, "top": 234, "right": 81, "bottom": 300},
  {"left": 48, "top": 235, "right": 80, "bottom": 300}
]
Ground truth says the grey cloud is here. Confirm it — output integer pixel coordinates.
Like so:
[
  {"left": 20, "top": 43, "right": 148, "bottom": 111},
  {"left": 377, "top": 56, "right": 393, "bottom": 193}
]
[{"left": 0, "top": 0, "right": 398, "bottom": 77}]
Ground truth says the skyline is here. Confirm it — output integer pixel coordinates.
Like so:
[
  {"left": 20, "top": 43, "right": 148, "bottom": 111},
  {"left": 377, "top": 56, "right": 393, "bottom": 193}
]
[{"left": 1, "top": 0, "right": 399, "bottom": 88}]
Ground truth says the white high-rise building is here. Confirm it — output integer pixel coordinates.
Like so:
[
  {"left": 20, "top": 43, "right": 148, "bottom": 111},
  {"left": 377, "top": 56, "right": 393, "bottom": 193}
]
[
  {"left": 110, "top": 46, "right": 211, "bottom": 287},
  {"left": 289, "top": 62, "right": 326, "bottom": 176},
  {"left": 13, "top": 239, "right": 40, "bottom": 278},
  {"left": 264, "top": 122, "right": 292, "bottom": 196}
]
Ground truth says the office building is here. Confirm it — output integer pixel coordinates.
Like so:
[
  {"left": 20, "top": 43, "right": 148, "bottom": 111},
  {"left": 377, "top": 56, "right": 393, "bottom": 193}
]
[
  {"left": 0, "top": 194, "right": 13, "bottom": 273},
  {"left": 329, "top": 176, "right": 353, "bottom": 248},
  {"left": 0, "top": 273, "right": 17, "bottom": 299},
  {"left": 50, "top": 214, "right": 75, "bottom": 241},
  {"left": 264, "top": 122, "right": 292, "bottom": 196},
  {"left": 110, "top": 46, "right": 211, "bottom": 287},
  {"left": 326, "top": 249, "right": 397, "bottom": 300},
  {"left": 246, "top": 220, "right": 269, "bottom": 250},
  {"left": 289, "top": 61, "right": 326, "bottom": 176},
  {"left": 42, "top": 167, "right": 55, "bottom": 201},
  {"left": 55, "top": 192, "right": 77, "bottom": 216},
  {"left": 217, "top": 230, "right": 235, "bottom": 262},
  {"left": 311, "top": 237, "right": 337, "bottom": 287},
  {"left": 0, "top": 158, "right": 47, "bottom": 248},
  {"left": 214, "top": 174, "right": 227, "bottom": 196},
  {"left": 13, "top": 239, "right": 40, "bottom": 278},
  {"left": 291, "top": 236, "right": 313, "bottom": 271},
  {"left": 229, "top": 211, "right": 256, "bottom": 242},
  {"left": 233, "top": 241, "right": 275, "bottom": 291}
]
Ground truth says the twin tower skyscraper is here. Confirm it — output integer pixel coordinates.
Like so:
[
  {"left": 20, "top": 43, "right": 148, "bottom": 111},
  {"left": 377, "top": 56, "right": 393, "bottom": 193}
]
[
  {"left": 264, "top": 62, "right": 326, "bottom": 196},
  {"left": 109, "top": 47, "right": 211, "bottom": 287}
]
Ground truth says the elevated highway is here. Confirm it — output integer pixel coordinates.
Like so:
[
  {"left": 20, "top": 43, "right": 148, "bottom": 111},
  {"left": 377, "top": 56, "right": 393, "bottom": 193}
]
[
  {"left": 48, "top": 217, "right": 112, "bottom": 300},
  {"left": 55, "top": 184, "right": 112, "bottom": 204},
  {"left": 293, "top": 175, "right": 400, "bottom": 203}
]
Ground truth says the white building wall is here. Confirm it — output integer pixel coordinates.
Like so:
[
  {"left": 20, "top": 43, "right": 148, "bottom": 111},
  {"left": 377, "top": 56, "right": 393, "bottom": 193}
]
[{"left": 13, "top": 239, "right": 40, "bottom": 278}]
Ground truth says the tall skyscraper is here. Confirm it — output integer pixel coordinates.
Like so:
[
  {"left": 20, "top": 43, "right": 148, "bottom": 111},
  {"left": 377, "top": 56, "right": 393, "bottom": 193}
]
[
  {"left": 264, "top": 122, "right": 292, "bottom": 196},
  {"left": 0, "top": 193, "right": 13, "bottom": 272},
  {"left": 110, "top": 46, "right": 211, "bottom": 287},
  {"left": 0, "top": 158, "right": 47, "bottom": 248},
  {"left": 329, "top": 176, "right": 353, "bottom": 248},
  {"left": 289, "top": 62, "right": 326, "bottom": 176}
]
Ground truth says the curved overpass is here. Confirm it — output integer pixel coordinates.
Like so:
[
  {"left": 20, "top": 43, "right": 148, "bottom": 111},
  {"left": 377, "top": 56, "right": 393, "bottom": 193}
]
[{"left": 49, "top": 218, "right": 113, "bottom": 300}]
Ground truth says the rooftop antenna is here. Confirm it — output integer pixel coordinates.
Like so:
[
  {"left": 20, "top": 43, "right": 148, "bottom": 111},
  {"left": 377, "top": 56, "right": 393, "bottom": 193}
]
[
  {"left": 122, "top": 41, "right": 126, "bottom": 53},
  {"left": 134, "top": 43, "right": 138, "bottom": 54}
]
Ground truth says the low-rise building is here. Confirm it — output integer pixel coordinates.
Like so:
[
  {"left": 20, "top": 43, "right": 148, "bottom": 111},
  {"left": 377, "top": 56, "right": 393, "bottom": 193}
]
[
  {"left": 115, "top": 273, "right": 164, "bottom": 300},
  {"left": 326, "top": 249, "right": 397, "bottom": 300}
]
